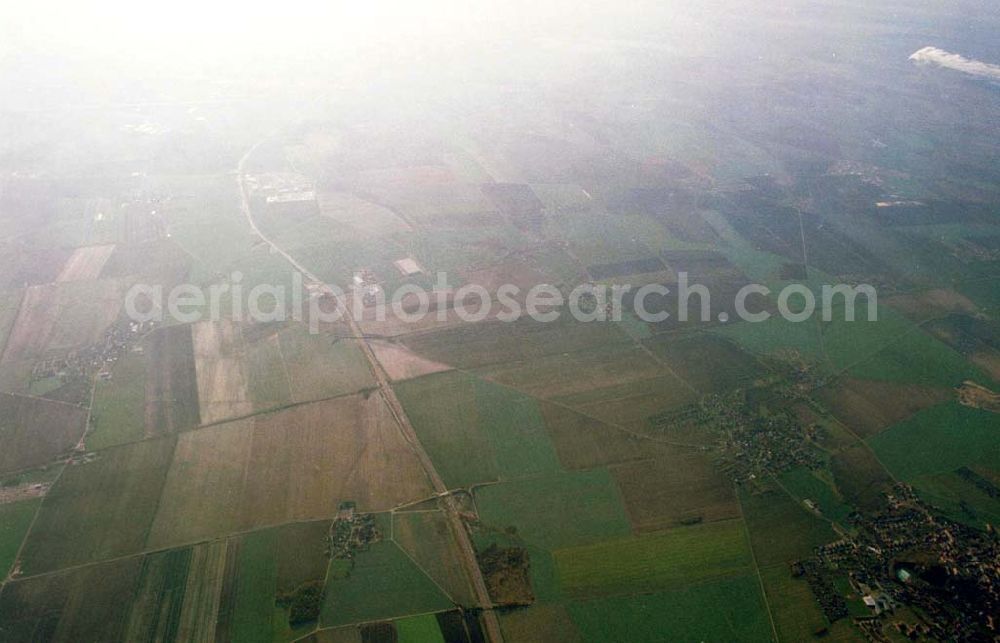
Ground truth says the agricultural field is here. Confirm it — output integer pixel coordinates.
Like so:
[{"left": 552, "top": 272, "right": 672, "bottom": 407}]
[
  {"left": 553, "top": 519, "right": 753, "bottom": 598},
  {"left": 566, "top": 575, "right": 774, "bottom": 642},
  {"left": 0, "top": 556, "right": 142, "bottom": 641},
  {"left": 3, "top": 3, "right": 1000, "bottom": 639},
  {"left": 148, "top": 393, "right": 432, "bottom": 548},
  {"left": 0, "top": 499, "right": 40, "bottom": 577},
  {"left": 610, "top": 449, "right": 739, "bottom": 532},
  {"left": 474, "top": 469, "right": 632, "bottom": 550},
  {"left": 0, "top": 393, "right": 88, "bottom": 474},
  {"left": 16, "top": 437, "right": 175, "bottom": 574},
  {"left": 320, "top": 536, "right": 453, "bottom": 627},
  {"left": 867, "top": 401, "right": 1000, "bottom": 480},
  {"left": 739, "top": 485, "right": 838, "bottom": 568}
]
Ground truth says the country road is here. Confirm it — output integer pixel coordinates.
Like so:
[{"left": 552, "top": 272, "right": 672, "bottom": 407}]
[{"left": 236, "top": 141, "right": 505, "bottom": 642}]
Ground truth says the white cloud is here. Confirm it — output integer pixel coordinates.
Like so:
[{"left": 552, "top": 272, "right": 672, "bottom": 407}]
[{"left": 909, "top": 46, "right": 1000, "bottom": 81}]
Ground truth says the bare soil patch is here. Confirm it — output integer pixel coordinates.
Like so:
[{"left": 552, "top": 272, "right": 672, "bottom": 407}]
[{"left": 56, "top": 245, "right": 116, "bottom": 282}]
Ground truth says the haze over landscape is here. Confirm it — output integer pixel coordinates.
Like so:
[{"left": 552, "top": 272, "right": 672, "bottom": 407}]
[{"left": 0, "top": 1, "right": 998, "bottom": 641}]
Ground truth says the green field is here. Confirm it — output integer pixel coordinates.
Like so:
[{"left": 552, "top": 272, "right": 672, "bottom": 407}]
[
  {"left": 716, "top": 303, "right": 985, "bottom": 388},
  {"left": 472, "top": 378, "right": 562, "bottom": 478},
  {"left": 17, "top": 437, "right": 175, "bottom": 574},
  {"left": 320, "top": 537, "right": 452, "bottom": 627},
  {"left": 392, "top": 510, "right": 476, "bottom": 607},
  {"left": 553, "top": 519, "right": 753, "bottom": 598},
  {"left": 567, "top": 574, "right": 774, "bottom": 642},
  {"left": 758, "top": 564, "right": 859, "bottom": 642},
  {"left": 474, "top": 469, "right": 632, "bottom": 550},
  {"left": 0, "top": 556, "right": 142, "bottom": 642},
  {"left": 225, "top": 528, "right": 280, "bottom": 643},
  {"left": 396, "top": 614, "right": 446, "bottom": 643},
  {"left": 910, "top": 469, "right": 1000, "bottom": 529},
  {"left": 396, "top": 369, "right": 564, "bottom": 486},
  {"left": 88, "top": 349, "right": 147, "bottom": 449},
  {"left": 777, "top": 468, "right": 854, "bottom": 527},
  {"left": 395, "top": 371, "right": 500, "bottom": 488},
  {"left": 0, "top": 499, "right": 39, "bottom": 576},
  {"left": 739, "top": 486, "right": 837, "bottom": 568},
  {"left": 868, "top": 402, "right": 1000, "bottom": 480}
]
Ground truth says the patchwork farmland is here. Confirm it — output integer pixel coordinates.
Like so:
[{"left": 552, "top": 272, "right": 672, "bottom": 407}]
[{"left": 3, "top": 8, "right": 1000, "bottom": 640}]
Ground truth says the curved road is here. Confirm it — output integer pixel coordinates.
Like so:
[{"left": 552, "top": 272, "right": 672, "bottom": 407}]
[{"left": 236, "top": 141, "right": 504, "bottom": 642}]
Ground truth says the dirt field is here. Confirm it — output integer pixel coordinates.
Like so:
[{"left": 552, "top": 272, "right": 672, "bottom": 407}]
[
  {"left": 241, "top": 393, "right": 432, "bottom": 526},
  {"left": 2, "top": 280, "right": 123, "bottom": 363},
  {"left": 479, "top": 344, "right": 666, "bottom": 399},
  {"left": 956, "top": 380, "right": 1000, "bottom": 413},
  {"left": 55, "top": 244, "right": 116, "bottom": 282},
  {"left": 886, "top": 288, "right": 979, "bottom": 320},
  {"left": 370, "top": 340, "right": 451, "bottom": 381},
  {"left": 970, "top": 351, "right": 1000, "bottom": 381},
  {"left": 815, "top": 378, "right": 952, "bottom": 438},
  {"left": 192, "top": 320, "right": 252, "bottom": 425},
  {"left": 611, "top": 452, "right": 739, "bottom": 532},
  {"left": 0, "top": 392, "right": 89, "bottom": 474},
  {"left": 148, "top": 394, "right": 433, "bottom": 547},
  {"left": 540, "top": 402, "right": 674, "bottom": 470}
]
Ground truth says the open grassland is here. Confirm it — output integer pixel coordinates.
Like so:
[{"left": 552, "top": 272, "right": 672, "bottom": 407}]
[
  {"left": 868, "top": 401, "right": 1000, "bottom": 480},
  {"left": 740, "top": 485, "right": 837, "bottom": 568},
  {"left": 148, "top": 394, "right": 431, "bottom": 548},
  {"left": 0, "top": 556, "right": 141, "bottom": 643},
  {"left": 320, "top": 539, "right": 452, "bottom": 628},
  {"left": 611, "top": 450, "right": 739, "bottom": 532},
  {"left": 553, "top": 520, "right": 753, "bottom": 598},
  {"left": 0, "top": 499, "right": 40, "bottom": 577},
  {"left": 474, "top": 469, "right": 631, "bottom": 550},
  {"left": 17, "top": 437, "right": 175, "bottom": 574},
  {"left": 567, "top": 574, "right": 774, "bottom": 643},
  {"left": 0, "top": 393, "right": 88, "bottom": 474},
  {"left": 392, "top": 510, "right": 477, "bottom": 607}
]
